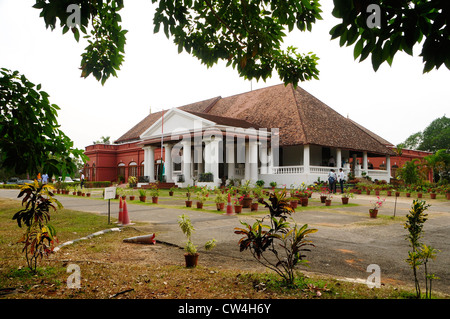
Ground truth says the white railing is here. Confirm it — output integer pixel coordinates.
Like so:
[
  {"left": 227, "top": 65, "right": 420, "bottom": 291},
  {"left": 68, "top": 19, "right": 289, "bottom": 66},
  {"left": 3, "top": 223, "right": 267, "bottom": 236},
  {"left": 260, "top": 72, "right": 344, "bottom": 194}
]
[
  {"left": 310, "top": 165, "right": 335, "bottom": 174},
  {"left": 272, "top": 166, "right": 304, "bottom": 174}
]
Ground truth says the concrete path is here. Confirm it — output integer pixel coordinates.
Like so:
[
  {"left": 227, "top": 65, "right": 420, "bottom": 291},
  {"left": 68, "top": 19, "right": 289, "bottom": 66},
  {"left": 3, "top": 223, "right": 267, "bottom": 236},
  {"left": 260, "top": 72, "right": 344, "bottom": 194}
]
[{"left": 1, "top": 189, "right": 449, "bottom": 295}]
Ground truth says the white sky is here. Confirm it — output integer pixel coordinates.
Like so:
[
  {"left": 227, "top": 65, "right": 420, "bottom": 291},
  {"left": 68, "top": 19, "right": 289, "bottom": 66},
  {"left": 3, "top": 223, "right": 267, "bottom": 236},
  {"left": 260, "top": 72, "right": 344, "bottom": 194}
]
[{"left": 1, "top": 0, "right": 449, "bottom": 151}]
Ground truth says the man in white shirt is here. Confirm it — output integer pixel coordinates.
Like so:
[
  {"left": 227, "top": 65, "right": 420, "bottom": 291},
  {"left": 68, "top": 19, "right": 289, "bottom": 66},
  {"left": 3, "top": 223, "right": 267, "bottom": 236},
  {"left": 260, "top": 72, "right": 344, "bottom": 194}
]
[{"left": 338, "top": 168, "right": 345, "bottom": 193}]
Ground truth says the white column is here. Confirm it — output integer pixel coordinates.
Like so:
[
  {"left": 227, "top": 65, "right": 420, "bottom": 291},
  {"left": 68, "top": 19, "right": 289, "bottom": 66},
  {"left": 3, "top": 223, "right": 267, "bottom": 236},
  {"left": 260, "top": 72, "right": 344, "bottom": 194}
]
[
  {"left": 146, "top": 146, "right": 155, "bottom": 182},
  {"left": 226, "top": 139, "right": 235, "bottom": 179},
  {"left": 303, "top": 144, "right": 310, "bottom": 174},
  {"left": 182, "top": 141, "right": 192, "bottom": 184},
  {"left": 249, "top": 139, "right": 258, "bottom": 183},
  {"left": 204, "top": 140, "right": 211, "bottom": 174},
  {"left": 386, "top": 155, "right": 391, "bottom": 180},
  {"left": 244, "top": 142, "right": 250, "bottom": 181},
  {"left": 363, "top": 151, "right": 368, "bottom": 173},
  {"left": 259, "top": 144, "right": 268, "bottom": 174},
  {"left": 268, "top": 148, "right": 273, "bottom": 174},
  {"left": 164, "top": 144, "right": 173, "bottom": 182},
  {"left": 210, "top": 139, "right": 221, "bottom": 184},
  {"left": 336, "top": 148, "right": 342, "bottom": 169}
]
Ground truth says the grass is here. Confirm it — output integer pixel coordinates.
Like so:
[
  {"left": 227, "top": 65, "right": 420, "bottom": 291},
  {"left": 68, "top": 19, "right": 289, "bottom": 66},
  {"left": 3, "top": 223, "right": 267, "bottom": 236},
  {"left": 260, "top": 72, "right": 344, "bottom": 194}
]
[{"left": 0, "top": 195, "right": 447, "bottom": 300}]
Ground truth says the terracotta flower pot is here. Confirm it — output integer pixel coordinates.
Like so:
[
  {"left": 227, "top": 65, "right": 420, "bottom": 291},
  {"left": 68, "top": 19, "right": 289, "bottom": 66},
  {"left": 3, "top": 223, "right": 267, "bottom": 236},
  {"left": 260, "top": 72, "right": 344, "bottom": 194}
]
[
  {"left": 129, "top": 196, "right": 135, "bottom": 200},
  {"left": 387, "top": 191, "right": 392, "bottom": 196},
  {"left": 196, "top": 202, "right": 203, "bottom": 209},
  {"left": 251, "top": 202, "right": 258, "bottom": 211},
  {"left": 152, "top": 196, "right": 158, "bottom": 204},
  {"left": 375, "top": 190, "right": 380, "bottom": 196},
  {"left": 366, "top": 190, "right": 371, "bottom": 195},
  {"left": 430, "top": 193, "right": 436, "bottom": 199},
  {"left": 86, "top": 193, "right": 90, "bottom": 197},
  {"left": 369, "top": 209, "right": 378, "bottom": 218},
  {"left": 234, "top": 205, "right": 242, "bottom": 214},
  {"left": 169, "top": 191, "right": 174, "bottom": 196},
  {"left": 446, "top": 193, "right": 450, "bottom": 200},
  {"left": 325, "top": 199, "right": 331, "bottom": 206},
  {"left": 185, "top": 200, "right": 192, "bottom": 207},
  {"left": 320, "top": 196, "right": 326, "bottom": 203},
  {"left": 395, "top": 192, "right": 400, "bottom": 197},
  {"left": 241, "top": 197, "right": 252, "bottom": 208},
  {"left": 139, "top": 196, "right": 146, "bottom": 202},
  {"left": 216, "top": 203, "right": 225, "bottom": 211},
  {"left": 290, "top": 200, "right": 298, "bottom": 208},
  {"left": 341, "top": 197, "right": 349, "bottom": 204},
  {"left": 301, "top": 197, "right": 308, "bottom": 207},
  {"left": 417, "top": 193, "right": 423, "bottom": 198},
  {"left": 406, "top": 193, "right": 411, "bottom": 197},
  {"left": 184, "top": 253, "right": 199, "bottom": 268}
]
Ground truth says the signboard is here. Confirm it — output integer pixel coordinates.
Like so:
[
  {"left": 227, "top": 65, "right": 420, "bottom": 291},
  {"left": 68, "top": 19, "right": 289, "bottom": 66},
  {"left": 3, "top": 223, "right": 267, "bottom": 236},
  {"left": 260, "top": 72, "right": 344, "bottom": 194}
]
[{"left": 104, "top": 187, "right": 116, "bottom": 200}]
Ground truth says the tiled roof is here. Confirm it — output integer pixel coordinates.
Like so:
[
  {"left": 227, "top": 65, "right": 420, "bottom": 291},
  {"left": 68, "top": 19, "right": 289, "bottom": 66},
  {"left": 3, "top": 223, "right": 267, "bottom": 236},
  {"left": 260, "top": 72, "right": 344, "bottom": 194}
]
[{"left": 114, "top": 84, "right": 394, "bottom": 155}]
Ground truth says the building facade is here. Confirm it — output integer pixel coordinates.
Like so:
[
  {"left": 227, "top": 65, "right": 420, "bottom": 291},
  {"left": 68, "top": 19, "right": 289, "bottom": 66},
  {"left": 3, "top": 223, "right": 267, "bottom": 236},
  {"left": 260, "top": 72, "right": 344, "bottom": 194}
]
[{"left": 85, "top": 84, "right": 405, "bottom": 187}]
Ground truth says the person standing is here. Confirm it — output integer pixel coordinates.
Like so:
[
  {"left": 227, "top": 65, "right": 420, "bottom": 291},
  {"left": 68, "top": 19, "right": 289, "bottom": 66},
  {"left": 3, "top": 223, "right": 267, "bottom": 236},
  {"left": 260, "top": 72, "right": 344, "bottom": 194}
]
[
  {"left": 328, "top": 169, "right": 337, "bottom": 194},
  {"left": 338, "top": 168, "right": 345, "bottom": 194},
  {"left": 80, "top": 173, "right": 85, "bottom": 188}
]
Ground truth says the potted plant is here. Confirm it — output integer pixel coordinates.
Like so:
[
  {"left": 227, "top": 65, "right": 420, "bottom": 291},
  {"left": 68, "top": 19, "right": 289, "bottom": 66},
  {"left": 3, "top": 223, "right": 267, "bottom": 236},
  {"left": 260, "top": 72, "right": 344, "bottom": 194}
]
[
  {"left": 234, "top": 197, "right": 243, "bottom": 214},
  {"left": 138, "top": 189, "right": 147, "bottom": 202},
  {"left": 185, "top": 190, "right": 192, "bottom": 207},
  {"left": 299, "top": 191, "right": 309, "bottom": 207},
  {"left": 239, "top": 180, "right": 252, "bottom": 208},
  {"left": 150, "top": 184, "right": 159, "bottom": 203},
  {"left": 195, "top": 192, "right": 206, "bottom": 209},
  {"left": 429, "top": 188, "right": 437, "bottom": 199},
  {"left": 325, "top": 193, "right": 332, "bottom": 206},
  {"left": 369, "top": 196, "right": 385, "bottom": 218},
  {"left": 405, "top": 186, "right": 412, "bottom": 198},
  {"left": 446, "top": 187, "right": 450, "bottom": 200},
  {"left": 415, "top": 185, "right": 423, "bottom": 198},
  {"left": 178, "top": 214, "right": 216, "bottom": 267},
  {"left": 129, "top": 190, "right": 135, "bottom": 201},
  {"left": 289, "top": 196, "right": 298, "bottom": 209},
  {"left": 169, "top": 186, "right": 176, "bottom": 196},
  {"left": 214, "top": 193, "right": 226, "bottom": 211},
  {"left": 86, "top": 191, "right": 91, "bottom": 197},
  {"left": 269, "top": 181, "right": 277, "bottom": 190},
  {"left": 250, "top": 198, "right": 259, "bottom": 211},
  {"left": 127, "top": 176, "right": 137, "bottom": 188},
  {"left": 374, "top": 185, "right": 380, "bottom": 196},
  {"left": 341, "top": 190, "right": 354, "bottom": 204},
  {"left": 320, "top": 191, "right": 328, "bottom": 203}
]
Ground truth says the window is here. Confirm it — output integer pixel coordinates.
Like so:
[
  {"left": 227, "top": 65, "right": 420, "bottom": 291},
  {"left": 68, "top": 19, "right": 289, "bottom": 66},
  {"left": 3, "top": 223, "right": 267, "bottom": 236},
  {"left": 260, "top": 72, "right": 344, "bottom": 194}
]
[{"left": 128, "top": 161, "right": 138, "bottom": 178}]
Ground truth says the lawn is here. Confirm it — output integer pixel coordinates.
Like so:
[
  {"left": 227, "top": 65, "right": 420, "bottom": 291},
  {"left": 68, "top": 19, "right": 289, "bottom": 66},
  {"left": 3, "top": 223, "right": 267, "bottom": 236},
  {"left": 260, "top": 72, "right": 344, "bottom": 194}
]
[{"left": 1, "top": 195, "right": 444, "bottom": 301}]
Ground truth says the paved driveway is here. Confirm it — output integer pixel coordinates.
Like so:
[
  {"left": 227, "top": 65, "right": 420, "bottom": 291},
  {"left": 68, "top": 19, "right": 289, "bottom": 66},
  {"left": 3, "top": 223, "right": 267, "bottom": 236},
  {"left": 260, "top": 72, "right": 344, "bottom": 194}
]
[{"left": 1, "top": 189, "right": 449, "bottom": 295}]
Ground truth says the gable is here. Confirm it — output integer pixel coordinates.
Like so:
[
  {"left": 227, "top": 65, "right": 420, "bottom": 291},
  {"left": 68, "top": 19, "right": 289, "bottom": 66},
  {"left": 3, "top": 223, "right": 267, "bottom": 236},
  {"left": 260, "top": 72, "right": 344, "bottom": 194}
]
[{"left": 139, "top": 108, "right": 216, "bottom": 139}]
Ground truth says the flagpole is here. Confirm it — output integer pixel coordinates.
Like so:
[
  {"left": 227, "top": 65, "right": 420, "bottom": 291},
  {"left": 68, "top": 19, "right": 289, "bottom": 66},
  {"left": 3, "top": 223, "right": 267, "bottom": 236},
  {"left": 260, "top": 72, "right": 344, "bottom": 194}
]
[{"left": 160, "top": 108, "right": 164, "bottom": 182}]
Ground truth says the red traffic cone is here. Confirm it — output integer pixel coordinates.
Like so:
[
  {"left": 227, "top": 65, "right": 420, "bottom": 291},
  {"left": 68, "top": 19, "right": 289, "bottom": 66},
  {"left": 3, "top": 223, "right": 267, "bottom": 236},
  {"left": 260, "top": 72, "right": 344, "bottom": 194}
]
[
  {"left": 225, "top": 192, "right": 234, "bottom": 215},
  {"left": 123, "top": 233, "right": 156, "bottom": 245},
  {"left": 121, "top": 199, "right": 132, "bottom": 226},
  {"left": 117, "top": 196, "right": 123, "bottom": 224}
]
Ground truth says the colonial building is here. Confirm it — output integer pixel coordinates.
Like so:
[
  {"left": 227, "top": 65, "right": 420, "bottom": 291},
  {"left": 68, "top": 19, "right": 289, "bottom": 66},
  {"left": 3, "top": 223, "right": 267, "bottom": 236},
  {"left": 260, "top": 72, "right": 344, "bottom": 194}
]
[{"left": 84, "top": 84, "right": 398, "bottom": 187}]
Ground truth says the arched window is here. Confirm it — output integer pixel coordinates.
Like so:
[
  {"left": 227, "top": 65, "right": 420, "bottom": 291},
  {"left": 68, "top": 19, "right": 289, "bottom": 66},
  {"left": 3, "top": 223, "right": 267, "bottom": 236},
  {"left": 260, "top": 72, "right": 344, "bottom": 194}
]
[
  {"left": 128, "top": 161, "right": 138, "bottom": 178},
  {"left": 117, "top": 163, "right": 125, "bottom": 183}
]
